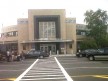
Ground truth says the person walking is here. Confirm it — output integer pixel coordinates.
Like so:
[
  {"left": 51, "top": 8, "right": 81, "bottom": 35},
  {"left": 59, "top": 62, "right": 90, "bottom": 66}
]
[
  {"left": 6, "top": 50, "right": 11, "bottom": 62},
  {"left": 20, "top": 51, "right": 25, "bottom": 61}
]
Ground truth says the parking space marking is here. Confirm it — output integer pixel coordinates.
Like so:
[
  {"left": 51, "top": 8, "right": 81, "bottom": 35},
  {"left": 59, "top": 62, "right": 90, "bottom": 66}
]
[
  {"left": 55, "top": 57, "right": 73, "bottom": 81},
  {"left": 15, "top": 59, "right": 39, "bottom": 81}
]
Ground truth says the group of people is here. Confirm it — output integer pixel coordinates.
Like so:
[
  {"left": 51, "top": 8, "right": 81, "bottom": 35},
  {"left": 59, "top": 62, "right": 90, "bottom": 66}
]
[{"left": 0, "top": 50, "right": 25, "bottom": 62}]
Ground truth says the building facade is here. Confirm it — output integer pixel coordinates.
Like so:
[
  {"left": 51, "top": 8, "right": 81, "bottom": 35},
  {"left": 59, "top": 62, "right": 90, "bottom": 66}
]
[
  {"left": 76, "top": 24, "right": 87, "bottom": 51},
  {"left": 0, "top": 9, "right": 76, "bottom": 54}
]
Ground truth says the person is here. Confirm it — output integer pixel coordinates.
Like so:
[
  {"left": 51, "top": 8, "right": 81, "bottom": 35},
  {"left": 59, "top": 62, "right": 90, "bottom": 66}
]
[
  {"left": 20, "top": 51, "right": 25, "bottom": 61},
  {"left": 79, "top": 49, "right": 81, "bottom": 53},
  {"left": 6, "top": 50, "right": 11, "bottom": 62},
  {"left": 16, "top": 51, "right": 21, "bottom": 61},
  {"left": 11, "top": 51, "right": 15, "bottom": 61}
]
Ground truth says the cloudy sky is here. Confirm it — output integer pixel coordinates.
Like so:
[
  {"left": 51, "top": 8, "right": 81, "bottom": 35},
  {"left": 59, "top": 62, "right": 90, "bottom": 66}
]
[{"left": 0, "top": 0, "right": 108, "bottom": 27}]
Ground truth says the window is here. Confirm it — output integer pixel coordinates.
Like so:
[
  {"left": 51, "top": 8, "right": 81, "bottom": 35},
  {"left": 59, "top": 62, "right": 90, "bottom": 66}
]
[{"left": 39, "top": 21, "right": 56, "bottom": 38}]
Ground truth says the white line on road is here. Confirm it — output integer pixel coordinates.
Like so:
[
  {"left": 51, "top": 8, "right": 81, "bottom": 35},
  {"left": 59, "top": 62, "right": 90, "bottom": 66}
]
[
  {"left": 55, "top": 57, "right": 73, "bottom": 81},
  {"left": 24, "top": 75, "right": 64, "bottom": 77},
  {"left": 19, "top": 77, "right": 66, "bottom": 80},
  {"left": 15, "top": 59, "right": 39, "bottom": 81},
  {"left": 25, "top": 72, "right": 63, "bottom": 75},
  {"left": 27, "top": 71, "right": 62, "bottom": 73}
]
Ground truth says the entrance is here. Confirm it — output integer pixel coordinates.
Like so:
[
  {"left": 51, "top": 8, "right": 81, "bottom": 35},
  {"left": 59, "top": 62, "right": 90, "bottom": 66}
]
[{"left": 40, "top": 44, "right": 56, "bottom": 54}]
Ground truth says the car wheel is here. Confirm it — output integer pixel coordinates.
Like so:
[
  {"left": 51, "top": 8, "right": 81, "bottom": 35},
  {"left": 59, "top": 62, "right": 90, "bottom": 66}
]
[
  {"left": 39, "top": 56, "right": 44, "bottom": 59},
  {"left": 89, "top": 56, "right": 95, "bottom": 61}
]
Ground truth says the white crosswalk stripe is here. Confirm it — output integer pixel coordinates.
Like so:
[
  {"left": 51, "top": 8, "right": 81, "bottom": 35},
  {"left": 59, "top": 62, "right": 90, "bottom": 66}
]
[{"left": 15, "top": 57, "right": 67, "bottom": 81}]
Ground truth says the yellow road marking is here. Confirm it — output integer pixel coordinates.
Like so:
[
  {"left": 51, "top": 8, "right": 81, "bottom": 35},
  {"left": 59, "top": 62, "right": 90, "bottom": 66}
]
[
  {"left": 95, "top": 75, "right": 108, "bottom": 79},
  {"left": 71, "top": 75, "right": 108, "bottom": 79},
  {"left": 0, "top": 78, "right": 16, "bottom": 81}
]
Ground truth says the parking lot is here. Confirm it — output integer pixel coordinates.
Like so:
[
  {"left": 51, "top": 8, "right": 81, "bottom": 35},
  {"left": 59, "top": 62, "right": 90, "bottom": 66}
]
[{"left": 0, "top": 55, "right": 108, "bottom": 81}]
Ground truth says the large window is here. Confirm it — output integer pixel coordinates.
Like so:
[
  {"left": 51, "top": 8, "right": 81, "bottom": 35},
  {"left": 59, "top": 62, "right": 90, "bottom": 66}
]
[{"left": 39, "top": 22, "right": 56, "bottom": 39}]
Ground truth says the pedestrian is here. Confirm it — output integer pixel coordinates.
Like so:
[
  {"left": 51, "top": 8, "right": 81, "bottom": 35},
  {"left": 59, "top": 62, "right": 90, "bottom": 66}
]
[
  {"left": 16, "top": 51, "right": 21, "bottom": 61},
  {"left": 11, "top": 51, "right": 15, "bottom": 61},
  {"left": 6, "top": 50, "right": 11, "bottom": 62},
  {"left": 79, "top": 49, "right": 81, "bottom": 53},
  {"left": 20, "top": 51, "right": 25, "bottom": 61}
]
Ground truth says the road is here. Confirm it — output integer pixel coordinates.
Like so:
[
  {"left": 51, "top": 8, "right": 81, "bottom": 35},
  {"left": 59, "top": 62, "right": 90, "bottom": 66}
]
[
  {"left": 0, "top": 55, "right": 108, "bottom": 81},
  {"left": 0, "top": 59, "right": 36, "bottom": 81},
  {"left": 57, "top": 56, "right": 108, "bottom": 81}
]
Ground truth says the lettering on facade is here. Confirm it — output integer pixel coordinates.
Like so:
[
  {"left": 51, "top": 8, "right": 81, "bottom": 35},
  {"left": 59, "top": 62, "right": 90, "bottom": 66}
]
[{"left": 66, "top": 19, "right": 76, "bottom": 23}]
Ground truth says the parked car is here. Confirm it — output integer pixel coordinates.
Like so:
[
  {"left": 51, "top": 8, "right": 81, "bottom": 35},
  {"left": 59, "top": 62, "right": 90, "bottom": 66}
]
[
  {"left": 25, "top": 50, "right": 50, "bottom": 59},
  {"left": 86, "top": 48, "right": 108, "bottom": 61},
  {"left": 76, "top": 49, "right": 96, "bottom": 57}
]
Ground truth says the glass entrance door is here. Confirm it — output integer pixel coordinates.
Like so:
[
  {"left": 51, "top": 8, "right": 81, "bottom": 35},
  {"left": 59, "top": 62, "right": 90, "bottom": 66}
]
[
  {"left": 40, "top": 44, "right": 56, "bottom": 54},
  {"left": 40, "top": 46, "right": 48, "bottom": 53}
]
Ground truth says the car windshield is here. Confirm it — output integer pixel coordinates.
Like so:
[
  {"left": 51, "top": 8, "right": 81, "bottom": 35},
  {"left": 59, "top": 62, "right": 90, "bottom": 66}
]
[
  {"left": 27, "top": 51, "right": 35, "bottom": 54},
  {"left": 98, "top": 49, "right": 104, "bottom": 53}
]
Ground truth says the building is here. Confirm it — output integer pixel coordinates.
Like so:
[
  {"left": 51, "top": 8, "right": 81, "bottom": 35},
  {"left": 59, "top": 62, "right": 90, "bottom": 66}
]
[
  {"left": 76, "top": 24, "right": 87, "bottom": 51},
  {"left": 0, "top": 9, "right": 76, "bottom": 54}
]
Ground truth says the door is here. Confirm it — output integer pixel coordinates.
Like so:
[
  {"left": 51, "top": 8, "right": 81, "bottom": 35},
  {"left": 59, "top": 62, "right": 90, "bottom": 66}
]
[
  {"left": 40, "top": 44, "right": 56, "bottom": 54},
  {"left": 40, "top": 46, "right": 48, "bottom": 53}
]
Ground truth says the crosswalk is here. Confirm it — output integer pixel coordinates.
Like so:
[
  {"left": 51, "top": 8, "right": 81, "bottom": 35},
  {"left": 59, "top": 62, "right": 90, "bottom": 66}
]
[{"left": 15, "top": 57, "right": 69, "bottom": 81}]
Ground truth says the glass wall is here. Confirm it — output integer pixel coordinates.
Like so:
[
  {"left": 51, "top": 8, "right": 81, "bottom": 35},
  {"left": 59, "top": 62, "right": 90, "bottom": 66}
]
[{"left": 39, "top": 21, "right": 56, "bottom": 39}]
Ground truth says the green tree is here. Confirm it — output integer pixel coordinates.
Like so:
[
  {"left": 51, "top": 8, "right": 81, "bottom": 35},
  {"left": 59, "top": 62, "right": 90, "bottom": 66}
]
[
  {"left": 80, "top": 38, "right": 98, "bottom": 50},
  {"left": 84, "top": 9, "right": 108, "bottom": 48}
]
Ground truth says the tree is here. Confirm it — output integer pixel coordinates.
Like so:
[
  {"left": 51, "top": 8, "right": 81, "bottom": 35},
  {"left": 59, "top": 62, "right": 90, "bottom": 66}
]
[
  {"left": 80, "top": 38, "right": 98, "bottom": 50},
  {"left": 84, "top": 9, "right": 108, "bottom": 48}
]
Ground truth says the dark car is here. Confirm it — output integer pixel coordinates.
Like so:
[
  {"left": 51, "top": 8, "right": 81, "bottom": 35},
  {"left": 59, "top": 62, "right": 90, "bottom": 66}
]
[
  {"left": 76, "top": 49, "right": 97, "bottom": 57},
  {"left": 25, "top": 50, "right": 50, "bottom": 59},
  {"left": 76, "top": 50, "right": 87, "bottom": 57},
  {"left": 86, "top": 48, "right": 108, "bottom": 61}
]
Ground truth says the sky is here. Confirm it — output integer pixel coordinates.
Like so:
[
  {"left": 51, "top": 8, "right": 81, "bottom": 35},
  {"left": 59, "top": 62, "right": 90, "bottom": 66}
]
[{"left": 0, "top": 0, "right": 108, "bottom": 27}]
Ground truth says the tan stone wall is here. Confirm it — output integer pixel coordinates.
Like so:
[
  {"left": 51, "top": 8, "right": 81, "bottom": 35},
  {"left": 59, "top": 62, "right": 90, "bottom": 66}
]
[
  {"left": 66, "top": 18, "right": 76, "bottom": 54},
  {"left": 1, "top": 25, "right": 18, "bottom": 33},
  {"left": 17, "top": 21, "right": 29, "bottom": 53},
  {"left": 0, "top": 25, "right": 18, "bottom": 42},
  {"left": 28, "top": 9, "right": 66, "bottom": 40}
]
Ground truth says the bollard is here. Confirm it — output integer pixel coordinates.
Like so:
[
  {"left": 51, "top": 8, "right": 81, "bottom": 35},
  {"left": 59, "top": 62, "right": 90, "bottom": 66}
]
[
  {"left": 50, "top": 50, "right": 51, "bottom": 56},
  {"left": 57, "top": 50, "right": 59, "bottom": 55}
]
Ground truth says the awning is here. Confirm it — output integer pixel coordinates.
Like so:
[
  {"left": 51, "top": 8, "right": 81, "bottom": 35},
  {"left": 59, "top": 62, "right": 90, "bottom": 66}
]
[
  {"left": 0, "top": 41, "right": 18, "bottom": 44},
  {"left": 21, "top": 39, "right": 73, "bottom": 43}
]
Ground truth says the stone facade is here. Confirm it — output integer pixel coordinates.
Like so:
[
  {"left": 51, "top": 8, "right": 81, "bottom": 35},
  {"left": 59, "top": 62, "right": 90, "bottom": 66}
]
[{"left": 0, "top": 9, "right": 76, "bottom": 54}]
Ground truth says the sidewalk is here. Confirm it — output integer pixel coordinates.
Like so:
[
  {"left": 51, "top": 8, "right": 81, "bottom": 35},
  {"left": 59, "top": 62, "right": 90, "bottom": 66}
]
[{"left": 50, "top": 54, "right": 76, "bottom": 57}]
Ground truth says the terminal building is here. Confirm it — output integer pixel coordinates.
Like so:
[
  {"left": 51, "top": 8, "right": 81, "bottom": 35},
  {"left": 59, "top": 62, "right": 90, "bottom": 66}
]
[{"left": 0, "top": 9, "right": 77, "bottom": 54}]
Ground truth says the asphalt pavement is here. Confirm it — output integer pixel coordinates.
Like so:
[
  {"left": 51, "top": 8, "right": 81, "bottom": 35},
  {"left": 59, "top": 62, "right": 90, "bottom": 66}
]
[
  {"left": 0, "top": 59, "right": 36, "bottom": 81},
  {"left": 0, "top": 55, "right": 108, "bottom": 81},
  {"left": 57, "top": 56, "right": 108, "bottom": 81}
]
